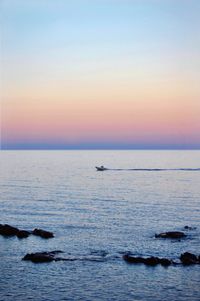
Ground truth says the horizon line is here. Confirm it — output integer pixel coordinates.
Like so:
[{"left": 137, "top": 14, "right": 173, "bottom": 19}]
[{"left": 1, "top": 147, "right": 200, "bottom": 151}]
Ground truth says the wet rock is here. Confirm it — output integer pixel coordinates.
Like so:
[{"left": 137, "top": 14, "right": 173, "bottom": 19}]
[
  {"left": 22, "top": 251, "right": 63, "bottom": 263},
  {"left": 123, "top": 254, "right": 145, "bottom": 264},
  {"left": 159, "top": 258, "right": 172, "bottom": 266},
  {"left": 0, "top": 224, "right": 19, "bottom": 236},
  {"left": 144, "top": 257, "right": 159, "bottom": 266},
  {"left": 32, "top": 228, "right": 54, "bottom": 239},
  {"left": 0, "top": 224, "right": 55, "bottom": 239},
  {"left": 184, "top": 226, "right": 196, "bottom": 230},
  {"left": 123, "top": 254, "right": 172, "bottom": 266},
  {"left": 155, "top": 231, "right": 186, "bottom": 239},
  {"left": 180, "top": 252, "right": 199, "bottom": 265},
  {"left": 17, "top": 230, "right": 31, "bottom": 238},
  {"left": 23, "top": 252, "right": 55, "bottom": 263}
]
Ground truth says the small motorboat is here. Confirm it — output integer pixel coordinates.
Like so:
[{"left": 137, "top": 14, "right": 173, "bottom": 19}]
[{"left": 95, "top": 166, "right": 108, "bottom": 171}]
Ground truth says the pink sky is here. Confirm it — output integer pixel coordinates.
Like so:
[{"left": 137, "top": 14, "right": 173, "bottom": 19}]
[{"left": 1, "top": 1, "right": 200, "bottom": 149}]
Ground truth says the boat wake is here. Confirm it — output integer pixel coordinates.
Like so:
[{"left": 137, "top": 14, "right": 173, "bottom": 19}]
[{"left": 102, "top": 168, "right": 200, "bottom": 172}]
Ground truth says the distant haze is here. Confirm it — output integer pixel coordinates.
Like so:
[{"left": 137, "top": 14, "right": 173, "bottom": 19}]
[{"left": 1, "top": 0, "right": 200, "bottom": 149}]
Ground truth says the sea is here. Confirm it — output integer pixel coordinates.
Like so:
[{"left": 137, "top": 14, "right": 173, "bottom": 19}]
[{"left": 0, "top": 150, "right": 200, "bottom": 301}]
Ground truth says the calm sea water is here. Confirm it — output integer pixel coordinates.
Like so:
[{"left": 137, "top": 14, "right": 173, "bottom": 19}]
[{"left": 0, "top": 150, "right": 200, "bottom": 301}]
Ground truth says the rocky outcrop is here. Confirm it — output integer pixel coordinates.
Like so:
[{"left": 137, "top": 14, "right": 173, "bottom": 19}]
[
  {"left": 22, "top": 251, "right": 63, "bottom": 263},
  {"left": 0, "top": 224, "right": 54, "bottom": 239},
  {"left": 123, "top": 252, "right": 200, "bottom": 267},
  {"left": 123, "top": 254, "right": 172, "bottom": 266},
  {"left": 0, "top": 224, "right": 19, "bottom": 236},
  {"left": 180, "top": 252, "right": 200, "bottom": 265},
  {"left": 155, "top": 231, "right": 186, "bottom": 239},
  {"left": 0, "top": 224, "right": 31, "bottom": 238},
  {"left": 32, "top": 228, "right": 54, "bottom": 238},
  {"left": 22, "top": 251, "right": 108, "bottom": 263},
  {"left": 23, "top": 252, "right": 55, "bottom": 263},
  {"left": 2, "top": 223, "right": 199, "bottom": 268}
]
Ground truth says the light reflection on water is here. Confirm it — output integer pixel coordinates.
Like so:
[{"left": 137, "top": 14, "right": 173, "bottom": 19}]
[{"left": 0, "top": 150, "right": 200, "bottom": 301}]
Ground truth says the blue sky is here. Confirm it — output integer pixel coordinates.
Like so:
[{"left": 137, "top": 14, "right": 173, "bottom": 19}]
[{"left": 1, "top": 0, "right": 200, "bottom": 149}]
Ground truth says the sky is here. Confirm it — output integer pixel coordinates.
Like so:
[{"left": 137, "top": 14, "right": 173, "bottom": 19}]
[{"left": 1, "top": 0, "right": 200, "bottom": 149}]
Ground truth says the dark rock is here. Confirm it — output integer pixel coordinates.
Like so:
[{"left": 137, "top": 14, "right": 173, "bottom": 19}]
[
  {"left": 123, "top": 254, "right": 145, "bottom": 264},
  {"left": 23, "top": 252, "right": 55, "bottom": 263},
  {"left": 123, "top": 254, "right": 172, "bottom": 266},
  {"left": 0, "top": 224, "right": 19, "bottom": 236},
  {"left": 0, "top": 224, "right": 54, "bottom": 239},
  {"left": 180, "top": 252, "right": 199, "bottom": 265},
  {"left": 17, "top": 230, "right": 31, "bottom": 238},
  {"left": 22, "top": 251, "right": 64, "bottom": 263},
  {"left": 144, "top": 257, "right": 159, "bottom": 266},
  {"left": 159, "top": 258, "right": 172, "bottom": 266},
  {"left": 184, "top": 226, "right": 196, "bottom": 230},
  {"left": 155, "top": 231, "right": 186, "bottom": 239},
  {"left": 32, "top": 228, "right": 54, "bottom": 239}
]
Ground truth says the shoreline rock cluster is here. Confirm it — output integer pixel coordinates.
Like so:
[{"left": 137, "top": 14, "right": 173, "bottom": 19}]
[
  {"left": 123, "top": 252, "right": 200, "bottom": 266},
  {"left": 123, "top": 228, "right": 199, "bottom": 266},
  {"left": 0, "top": 224, "right": 54, "bottom": 239},
  {"left": 22, "top": 250, "right": 200, "bottom": 265},
  {"left": 123, "top": 254, "right": 172, "bottom": 266},
  {"left": 1, "top": 224, "right": 199, "bottom": 266}
]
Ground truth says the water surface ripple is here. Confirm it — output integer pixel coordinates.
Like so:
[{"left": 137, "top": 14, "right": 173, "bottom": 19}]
[{"left": 0, "top": 150, "right": 200, "bottom": 301}]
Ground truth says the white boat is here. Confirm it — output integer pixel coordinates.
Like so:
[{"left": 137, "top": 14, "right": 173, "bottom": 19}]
[{"left": 95, "top": 166, "right": 108, "bottom": 171}]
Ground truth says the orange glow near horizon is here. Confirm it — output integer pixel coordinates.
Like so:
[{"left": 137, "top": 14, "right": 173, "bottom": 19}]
[{"left": 1, "top": 1, "right": 200, "bottom": 149}]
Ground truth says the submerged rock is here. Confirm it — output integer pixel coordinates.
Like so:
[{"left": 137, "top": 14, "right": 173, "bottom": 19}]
[
  {"left": 123, "top": 254, "right": 145, "bottom": 264},
  {"left": 32, "top": 228, "right": 54, "bottom": 238},
  {"left": 184, "top": 226, "right": 196, "bottom": 230},
  {"left": 22, "top": 250, "right": 113, "bottom": 263},
  {"left": 123, "top": 254, "right": 172, "bottom": 266},
  {"left": 180, "top": 252, "right": 199, "bottom": 265},
  {"left": 155, "top": 231, "right": 186, "bottom": 239}
]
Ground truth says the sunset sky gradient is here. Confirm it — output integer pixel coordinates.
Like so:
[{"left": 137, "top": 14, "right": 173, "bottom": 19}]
[{"left": 1, "top": 0, "right": 200, "bottom": 149}]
